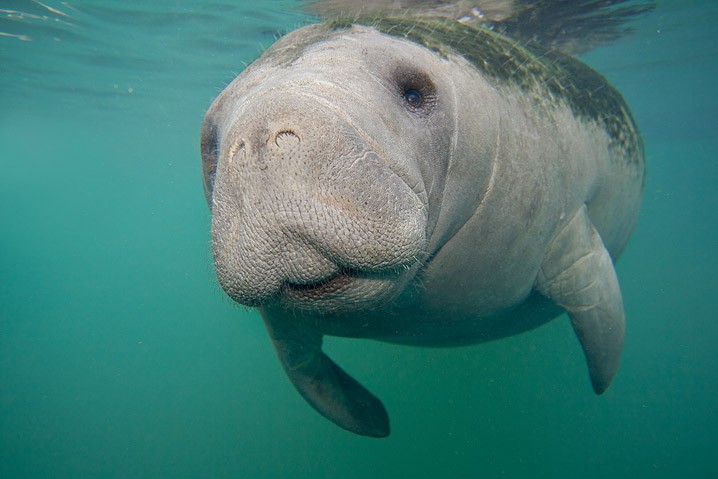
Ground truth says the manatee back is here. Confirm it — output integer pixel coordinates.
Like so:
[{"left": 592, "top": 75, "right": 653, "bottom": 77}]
[{"left": 329, "top": 16, "right": 644, "bottom": 174}]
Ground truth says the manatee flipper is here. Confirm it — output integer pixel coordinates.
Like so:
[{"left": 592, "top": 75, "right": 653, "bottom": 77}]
[
  {"left": 536, "top": 205, "right": 625, "bottom": 394},
  {"left": 262, "top": 313, "right": 390, "bottom": 437}
]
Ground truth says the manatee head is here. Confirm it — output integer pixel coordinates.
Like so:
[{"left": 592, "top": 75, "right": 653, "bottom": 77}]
[{"left": 201, "top": 23, "right": 461, "bottom": 313}]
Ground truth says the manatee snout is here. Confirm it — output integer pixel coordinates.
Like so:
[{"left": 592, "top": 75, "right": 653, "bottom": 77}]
[{"left": 202, "top": 93, "right": 427, "bottom": 310}]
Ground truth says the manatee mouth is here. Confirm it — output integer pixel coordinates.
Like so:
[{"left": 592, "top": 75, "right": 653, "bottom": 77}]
[{"left": 284, "top": 272, "right": 355, "bottom": 300}]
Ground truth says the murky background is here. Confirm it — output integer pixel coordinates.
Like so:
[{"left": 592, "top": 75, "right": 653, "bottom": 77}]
[{"left": 1, "top": 1, "right": 716, "bottom": 477}]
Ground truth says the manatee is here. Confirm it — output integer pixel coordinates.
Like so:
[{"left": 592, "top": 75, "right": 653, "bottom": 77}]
[{"left": 200, "top": 1, "right": 650, "bottom": 437}]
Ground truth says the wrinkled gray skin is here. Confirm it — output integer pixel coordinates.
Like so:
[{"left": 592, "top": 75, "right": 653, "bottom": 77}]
[{"left": 201, "top": 23, "right": 644, "bottom": 437}]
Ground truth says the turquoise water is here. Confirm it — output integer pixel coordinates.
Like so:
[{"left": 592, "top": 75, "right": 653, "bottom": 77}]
[{"left": 1, "top": 1, "right": 716, "bottom": 477}]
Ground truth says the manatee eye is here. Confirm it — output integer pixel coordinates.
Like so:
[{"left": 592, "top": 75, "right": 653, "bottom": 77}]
[
  {"left": 394, "top": 65, "right": 437, "bottom": 115},
  {"left": 403, "top": 88, "right": 423, "bottom": 108}
]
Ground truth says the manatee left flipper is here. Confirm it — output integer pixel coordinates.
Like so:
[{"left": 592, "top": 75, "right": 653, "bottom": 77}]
[
  {"left": 536, "top": 205, "right": 625, "bottom": 394},
  {"left": 261, "top": 312, "right": 390, "bottom": 437}
]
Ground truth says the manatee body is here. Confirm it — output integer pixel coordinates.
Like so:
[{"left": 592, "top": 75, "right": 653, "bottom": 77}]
[{"left": 201, "top": 16, "right": 644, "bottom": 437}]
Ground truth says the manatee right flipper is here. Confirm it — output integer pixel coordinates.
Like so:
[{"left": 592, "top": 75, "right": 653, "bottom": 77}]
[
  {"left": 261, "top": 312, "right": 390, "bottom": 438},
  {"left": 536, "top": 205, "right": 626, "bottom": 394}
]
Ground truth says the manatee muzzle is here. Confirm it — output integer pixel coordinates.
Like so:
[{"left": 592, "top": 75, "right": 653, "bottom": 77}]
[{"left": 208, "top": 92, "right": 427, "bottom": 309}]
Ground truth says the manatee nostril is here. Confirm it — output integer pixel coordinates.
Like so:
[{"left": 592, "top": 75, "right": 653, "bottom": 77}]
[
  {"left": 274, "top": 130, "right": 300, "bottom": 149},
  {"left": 227, "top": 141, "right": 245, "bottom": 166}
]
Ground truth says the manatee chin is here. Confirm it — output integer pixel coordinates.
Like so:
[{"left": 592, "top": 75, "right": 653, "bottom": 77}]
[
  {"left": 212, "top": 229, "right": 425, "bottom": 312},
  {"left": 280, "top": 267, "right": 417, "bottom": 313},
  {"left": 215, "top": 238, "right": 422, "bottom": 313}
]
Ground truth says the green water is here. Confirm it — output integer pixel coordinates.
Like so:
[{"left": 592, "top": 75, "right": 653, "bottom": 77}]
[{"left": 1, "top": 1, "right": 716, "bottom": 477}]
